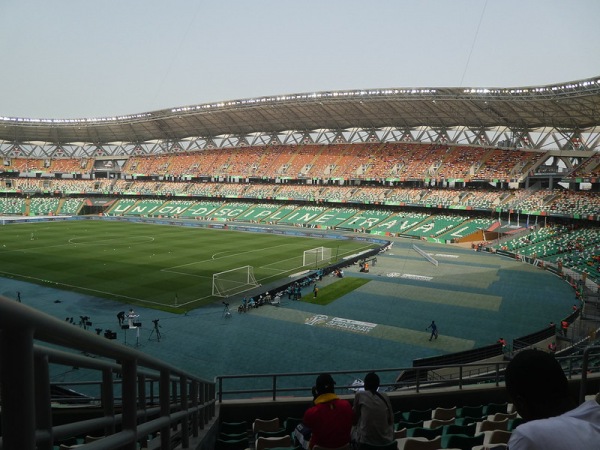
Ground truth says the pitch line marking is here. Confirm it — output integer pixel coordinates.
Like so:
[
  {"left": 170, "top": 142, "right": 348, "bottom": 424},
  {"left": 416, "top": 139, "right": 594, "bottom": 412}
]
[
  {"left": 68, "top": 235, "right": 155, "bottom": 245},
  {"left": 0, "top": 269, "right": 168, "bottom": 307},
  {"left": 2, "top": 235, "right": 155, "bottom": 253},
  {"left": 164, "top": 243, "right": 292, "bottom": 271}
]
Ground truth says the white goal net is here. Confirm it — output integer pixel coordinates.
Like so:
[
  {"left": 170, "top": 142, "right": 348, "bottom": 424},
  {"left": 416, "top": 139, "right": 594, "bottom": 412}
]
[
  {"left": 212, "top": 265, "right": 260, "bottom": 297},
  {"left": 303, "top": 247, "right": 333, "bottom": 267}
]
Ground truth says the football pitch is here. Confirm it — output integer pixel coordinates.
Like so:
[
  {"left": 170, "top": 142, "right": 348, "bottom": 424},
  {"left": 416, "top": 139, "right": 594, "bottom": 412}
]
[{"left": 0, "top": 220, "right": 378, "bottom": 311}]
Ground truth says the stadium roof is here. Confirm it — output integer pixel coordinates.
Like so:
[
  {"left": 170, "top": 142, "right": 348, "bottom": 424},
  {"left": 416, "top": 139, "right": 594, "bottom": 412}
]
[{"left": 1, "top": 77, "right": 599, "bottom": 145}]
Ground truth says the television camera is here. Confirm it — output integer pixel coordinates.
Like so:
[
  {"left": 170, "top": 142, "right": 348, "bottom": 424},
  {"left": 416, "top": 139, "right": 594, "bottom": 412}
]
[
  {"left": 79, "top": 315, "right": 92, "bottom": 329},
  {"left": 80, "top": 315, "right": 91, "bottom": 325},
  {"left": 103, "top": 329, "right": 117, "bottom": 340}
]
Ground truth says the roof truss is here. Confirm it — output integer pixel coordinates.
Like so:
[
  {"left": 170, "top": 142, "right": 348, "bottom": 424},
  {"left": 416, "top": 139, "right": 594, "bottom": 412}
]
[{"left": 1, "top": 125, "right": 598, "bottom": 158}]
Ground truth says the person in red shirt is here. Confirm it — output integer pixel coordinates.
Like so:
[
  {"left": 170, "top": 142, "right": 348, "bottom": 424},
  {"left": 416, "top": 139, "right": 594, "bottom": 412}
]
[
  {"left": 561, "top": 320, "right": 569, "bottom": 337},
  {"left": 303, "top": 373, "right": 353, "bottom": 449}
]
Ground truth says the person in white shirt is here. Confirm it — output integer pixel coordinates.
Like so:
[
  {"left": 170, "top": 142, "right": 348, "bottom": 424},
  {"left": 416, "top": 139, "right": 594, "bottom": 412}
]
[
  {"left": 352, "top": 372, "right": 394, "bottom": 448},
  {"left": 505, "top": 349, "right": 600, "bottom": 450}
]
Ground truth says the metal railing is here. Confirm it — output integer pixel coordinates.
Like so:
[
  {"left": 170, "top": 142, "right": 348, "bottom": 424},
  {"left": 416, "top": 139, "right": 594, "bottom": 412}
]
[
  {"left": 215, "top": 363, "right": 509, "bottom": 402},
  {"left": 2, "top": 292, "right": 598, "bottom": 450},
  {"left": 216, "top": 351, "right": 600, "bottom": 402},
  {"left": 0, "top": 296, "right": 216, "bottom": 450}
]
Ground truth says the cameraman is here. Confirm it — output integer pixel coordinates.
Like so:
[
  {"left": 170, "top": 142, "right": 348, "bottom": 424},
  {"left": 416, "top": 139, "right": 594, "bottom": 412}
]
[{"left": 150, "top": 319, "right": 162, "bottom": 341}]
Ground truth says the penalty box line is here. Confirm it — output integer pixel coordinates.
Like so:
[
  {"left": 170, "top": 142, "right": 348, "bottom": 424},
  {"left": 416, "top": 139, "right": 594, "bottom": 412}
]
[
  {"left": 161, "top": 243, "right": 293, "bottom": 273},
  {"left": 162, "top": 242, "right": 313, "bottom": 280},
  {"left": 162, "top": 243, "right": 380, "bottom": 300},
  {"left": 162, "top": 243, "right": 376, "bottom": 276},
  {"left": 259, "top": 243, "right": 377, "bottom": 285},
  {"left": 0, "top": 268, "right": 226, "bottom": 310}
]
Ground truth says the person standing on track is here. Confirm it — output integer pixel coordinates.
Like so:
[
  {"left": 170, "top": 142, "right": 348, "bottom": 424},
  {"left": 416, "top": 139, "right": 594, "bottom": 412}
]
[{"left": 426, "top": 320, "right": 438, "bottom": 341}]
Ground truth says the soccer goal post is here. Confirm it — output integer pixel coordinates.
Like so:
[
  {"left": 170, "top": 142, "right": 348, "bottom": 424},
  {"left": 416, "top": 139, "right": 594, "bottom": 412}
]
[
  {"left": 303, "top": 247, "right": 333, "bottom": 267},
  {"left": 212, "top": 265, "right": 260, "bottom": 297}
]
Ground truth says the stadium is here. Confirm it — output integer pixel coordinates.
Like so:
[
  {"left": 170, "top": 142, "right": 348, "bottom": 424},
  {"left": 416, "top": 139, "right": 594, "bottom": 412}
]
[
  {"left": 1, "top": 1, "right": 600, "bottom": 444},
  {"left": 1, "top": 74, "right": 599, "bottom": 449}
]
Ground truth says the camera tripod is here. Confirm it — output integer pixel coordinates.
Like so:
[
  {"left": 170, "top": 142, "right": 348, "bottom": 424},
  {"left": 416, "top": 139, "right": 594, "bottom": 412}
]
[
  {"left": 222, "top": 303, "right": 231, "bottom": 319},
  {"left": 148, "top": 322, "right": 162, "bottom": 342},
  {"left": 123, "top": 325, "right": 141, "bottom": 347},
  {"left": 79, "top": 316, "right": 91, "bottom": 330}
]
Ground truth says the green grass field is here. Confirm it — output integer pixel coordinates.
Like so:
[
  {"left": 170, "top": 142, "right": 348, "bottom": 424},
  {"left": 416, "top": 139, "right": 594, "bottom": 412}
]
[{"left": 0, "top": 220, "right": 378, "bottom": 311}]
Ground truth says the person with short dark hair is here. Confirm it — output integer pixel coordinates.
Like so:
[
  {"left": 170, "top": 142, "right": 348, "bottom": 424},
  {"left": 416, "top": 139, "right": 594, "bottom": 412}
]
[
  {"left": 505, "top": 349, "right": 600, "bottom": 449},
  {"left": 352, "top": 372, "right": 395, "bottom": 448},
  {"left": 303, "top": 373, "right": 353, "bottom": 449}
]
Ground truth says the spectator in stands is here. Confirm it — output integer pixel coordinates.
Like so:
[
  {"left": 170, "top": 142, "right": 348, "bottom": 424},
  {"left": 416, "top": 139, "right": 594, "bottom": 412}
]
[
  {"left": 561, "top": 320, "right": 569, "bottom": 337},
  {"left": 352, "top": 372, "right": 394, "bottom": 448},
  {"left": 505, "top": 349, "right": 600, "bottom": 450},
  {"left": 303, "top": 373, "right": 353, "bottom": 449}
]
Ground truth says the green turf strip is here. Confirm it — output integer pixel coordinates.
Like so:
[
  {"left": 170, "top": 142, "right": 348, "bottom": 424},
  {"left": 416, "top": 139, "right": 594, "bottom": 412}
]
[{"left": 300, "top": 277, "right": 370, "bottom": 305}]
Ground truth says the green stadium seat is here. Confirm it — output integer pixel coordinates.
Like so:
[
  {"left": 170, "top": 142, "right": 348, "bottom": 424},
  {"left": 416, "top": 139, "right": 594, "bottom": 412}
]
[
  {"left": 441, "top": 432, "right": 484, "bottom": 450},
  {"left": 406, "top": 426, "right": 444, "bottom": 440}
]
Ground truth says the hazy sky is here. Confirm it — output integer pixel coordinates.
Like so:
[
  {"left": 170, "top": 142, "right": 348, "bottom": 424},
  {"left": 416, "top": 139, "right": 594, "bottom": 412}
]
[{"left": 1, "top": 0, "right": 599, "bottom": 119}]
